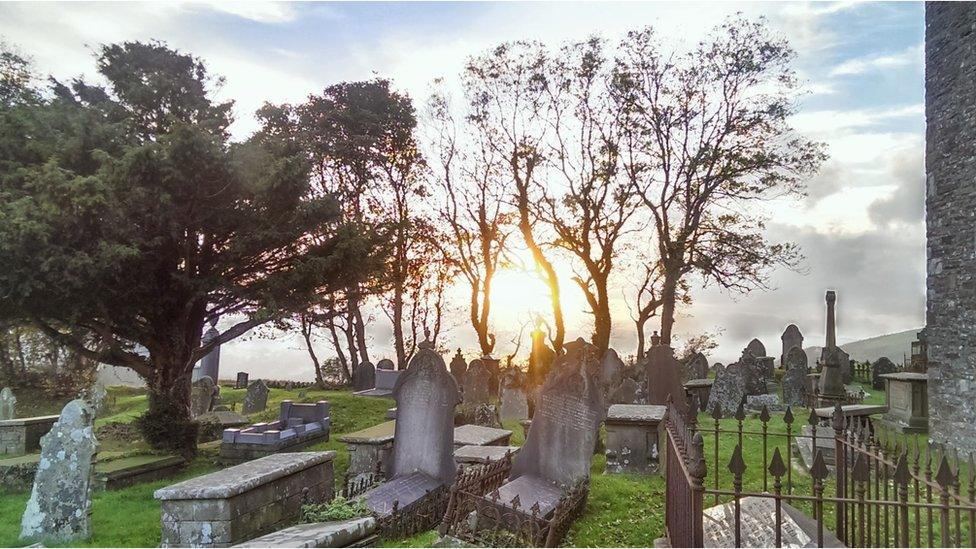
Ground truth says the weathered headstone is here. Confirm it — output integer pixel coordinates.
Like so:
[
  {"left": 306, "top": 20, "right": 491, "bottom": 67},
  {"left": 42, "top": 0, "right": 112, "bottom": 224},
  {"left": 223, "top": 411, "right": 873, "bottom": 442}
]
[
  {"left": 376, "top": 359, "right": 395, "bottom": 371},
  {"left": 354, "top": 361, "right": 376, "bottom": 392},
  {"left": 703, "top": 496, "right": 842, "bottom": 548},
  {"left": 500, "top": 385, "right": 529, "bottom": 421},
  {"left": 20, "top": 400, "right": 96, "bottom": 543},
  {"left": 684, "top": 352, "right": 709, "bottom": 382},
  {"left": 462, "top": 359, "right": 491, "bottom": 407},
  {"left": 709, "top": 365, "right": 746, "bottom": 416},
  {"left": 83, "top": 382, "right": 108, "bottom": 417},
  {"left": 871, "top": 357, "right": 898, "bottom": 390},
  {"left": 600, "top": 348, "right": 626, "bottom": 391},
  {"left": 235, "top": 372, "right": 249, "bottom": 389},
  {"left": 607, "top": 377, "right": 638, "bottom": 405},
  {"left": 190, "top": 376, "right": 216, "bottom": 418},
  {"left": 449, "top": 349, "right": 467, "bottom": 380},
  {"left": 780, "top": 324, "right": 804, "bottom": 368},
  {"left": 736, "top": 352, "right": 767, "bottom": 395},
  {"left": 642, "top": 345, "right": 688, "bottom": 414},
  {"left": 1, "top": 387, "right": 17, "bottom": 420},
  {"left": 818, "top": 346, "right": 847, "bottom": 399},
  {"left": 510, "top": 339, "right": 604, "bottom": 487},
  {"left": 784, "top": 345, "right": 809, "bottom": 372},
  {"left": 241, "top": 379, "right": 270, "bottom": 414},
  {"left": 782, "top": 348, "right": 810, "bottom": 407},
  {"left": 745, "top": 338, "right": 767, "bottom": 359},
  {"left": 745, "top": 393, "right": 784, "bottom": 413}
]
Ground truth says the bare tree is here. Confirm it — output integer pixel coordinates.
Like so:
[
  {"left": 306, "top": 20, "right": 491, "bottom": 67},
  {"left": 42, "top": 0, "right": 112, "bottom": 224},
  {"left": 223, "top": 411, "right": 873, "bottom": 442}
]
[{"left": 613, "top": 17, "right": 826, "bottom": 344}]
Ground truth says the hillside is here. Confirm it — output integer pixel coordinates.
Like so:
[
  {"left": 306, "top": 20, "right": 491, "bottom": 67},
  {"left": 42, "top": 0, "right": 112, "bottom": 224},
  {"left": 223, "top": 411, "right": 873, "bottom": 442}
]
[{"left": 804, "top": 328, "right": 920, "bottom": 365}]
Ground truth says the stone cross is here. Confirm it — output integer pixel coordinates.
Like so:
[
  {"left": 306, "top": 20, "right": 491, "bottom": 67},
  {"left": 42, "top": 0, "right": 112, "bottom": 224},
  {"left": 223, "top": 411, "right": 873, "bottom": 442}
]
[
  {"left": 242, "top": 379, "right": 270, "bottom": 414},
  {"left": 20, "top": 399, "right": 97, "bottom": 543},
  {"left": 0, "top": 387, "right": 16, "bottom": 420}
]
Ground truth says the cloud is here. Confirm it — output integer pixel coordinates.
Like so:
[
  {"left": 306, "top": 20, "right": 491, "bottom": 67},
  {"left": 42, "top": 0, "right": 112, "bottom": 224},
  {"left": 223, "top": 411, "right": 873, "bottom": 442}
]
[
  {"left": 193, "top": 2, "right": 298, "bottom": 24},
  {"left": 830, "top": 44, "right": 922, "bottom": 77},
  {"left": 868, "top": 148, "right": 924, "bottom": 226},
  {"left": 792, "top": 104, "right": 923, "bottom": 135}
]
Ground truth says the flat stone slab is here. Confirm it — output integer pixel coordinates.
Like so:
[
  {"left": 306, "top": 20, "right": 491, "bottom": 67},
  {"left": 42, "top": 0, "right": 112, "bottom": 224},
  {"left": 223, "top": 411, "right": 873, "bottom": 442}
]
[
  {"left": 362, "top": 471, "right": 442, "bottom": 517},
  {"left": 606, "top": 404, "right": 667, "bottom": 425},
  {"left": 453, "top": 445, "right": 520, "bottom": 464},
  {"left": 0, "top": 415, "right": 59, "bottom": 427},
  {"left": 453, "top": 424, "right": 512, "bottom": 447},
  {"left": 197, "top": 410, "right": 249, "bottom": 428},
  {"left": 233, "top": 517, "right": 377, "bottom": 547},
  {"left": 703, "top": 496, "right": 844, "bottom": 548},
  {"left": 155, "top": 451, "right": 335, "bottom": 500},
  {"left": 495, "top": 475, "right": 564, "bottom": 517},
  {"left": 96, "top": 454, "right": 186, "bottom": 490},
  {"left": 338, "top": 420, "right": 396, "bottom": 445},
  {"left": 683, "top": 379, "right": 714, "bottom": 389},
  {"left": 880, "top": 372, "right": 928, "bottom": 381},
  {"left": 813, "top": 404, "right": 887, "bottom": 419},
  {"left": 352, "top": 388, "right": 394, "bottom": 398}
]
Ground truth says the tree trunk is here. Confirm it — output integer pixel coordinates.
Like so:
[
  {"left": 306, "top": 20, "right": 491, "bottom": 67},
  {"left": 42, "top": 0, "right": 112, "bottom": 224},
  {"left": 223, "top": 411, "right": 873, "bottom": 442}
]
[
  {"left": 141, "top": 352, "right": 197, "bottom": 458},
  {"left": 301, "top": 316, "right": 327, "bottom": 389},
  {"left": 351, "top": 297, "right": 369, "bottom": 366},
  {"left": 635, "top": 317, "right": 647, "bottom": 361},
  {"left": 659, "top": 268, "right": 680, "bottom": 345},
  {"left": 393, "top": 283, "right": 406, "bottom": 369}
]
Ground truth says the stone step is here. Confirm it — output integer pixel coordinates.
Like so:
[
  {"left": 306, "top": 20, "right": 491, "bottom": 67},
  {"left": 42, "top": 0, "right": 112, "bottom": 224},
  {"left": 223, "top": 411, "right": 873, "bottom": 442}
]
[{"left": 233, "top": 517, "right": 376, "bottom": 548}]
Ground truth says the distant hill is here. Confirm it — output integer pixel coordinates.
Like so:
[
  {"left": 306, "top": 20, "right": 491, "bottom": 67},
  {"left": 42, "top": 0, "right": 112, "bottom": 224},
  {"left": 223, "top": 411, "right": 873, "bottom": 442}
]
[{"left": 804, "top": 328, "right": 920, "bottom": 365}]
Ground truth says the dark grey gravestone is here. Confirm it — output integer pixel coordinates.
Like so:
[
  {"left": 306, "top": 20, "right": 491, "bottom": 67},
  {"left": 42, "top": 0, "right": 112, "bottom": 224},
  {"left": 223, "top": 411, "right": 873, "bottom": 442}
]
[
  {"left": 449, "top": 349, "right": 467, "bottom": 380},
  {"left": 643, "top": 345, "right": 688, "bottom": 415},
  {"left": 235, "top": 372, "right": 249, "bottom": 390},
  {"left": 784, "top": 345, "right": 808, "bottom": 372},
  {"left": 709, "top": 365, "right": 746, "bottom": 416},
  {"left": 819, "top": 347, "right": 847, "bottom": 398},
  {"left": 684, "top": 352, "right": 709, "bottom": 382},
  {"left": 241, "top": 379, "right": 270, "bottom": 414},
  {"left": 737, "top": 353, "right": 768, "bottom": 395},
  {"left": 190, "top": 376, "right": 216, "bottom": 418},
  {"left": 510, "top": 341, "right": 604, "bottom": 487},
  {"left": 388, "top": 341, "right": 460, "bottom": 486},
  {"left": 782, "top": 350, "right": 810, "bottom": 408},
  {"left": 600, "top": 348, "right": 626, "bottom": 391},
  {"left": 377, "top": 359, "right": 395, "bottom": 371},
  {"left": 780, "top": 324, "right": 804, "bottom": 368},
  {"left": 462, "top": 359, "right": 491, "bottom": 407},
  {"left": 745, "top": 338, "right": 767, "bottom": 359},
  {"left": 354, "top": 361, "right": 375, "bottom": 392},
  {"left": 872, "top": 357, "right": 898, "bottom": 390},
  {"left": 20, "top": 400, "right": 96, "bottom": 543}
]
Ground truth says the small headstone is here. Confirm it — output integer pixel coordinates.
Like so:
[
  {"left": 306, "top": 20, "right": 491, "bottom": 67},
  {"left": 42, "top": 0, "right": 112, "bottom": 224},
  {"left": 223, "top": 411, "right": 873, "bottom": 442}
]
[
  {"left": 780, "top": 325, "right": 804, "bottom": 368},
  {"left": 684, "top": 352, "right": 709, "bottom": 381},
  {"left": 871, "top": 357, "right": 898, "bottom": 390},
  {"left": 736, "top": 352, "right": 768, "bottom": 395},
  {"left": 709, "top": 365, "right": 747, "bottom": 416},
  {"left": 241, "top": 379, "right": 270, "bottom": 414},
  {"left": 782, "top": 348, "right": 810, "bottom": 407},
  {"left": 500, "top": 386, "right": 529, "bottom": 421},
  {"left": 20, "top": 400, "right": 97, "bottom": 543},
  {"left": 235, "top": 372, "right": 249, "bottom": 389},
  {"left": 354, "top": 361, "right": 375, "bottom": 392},
  {"left": 449, "top": 349, "right": 467, "bottom": 380},
  {"left": 462, "top": 359, "right": 491, "bottom": 407},
  {"left": 745, "top": 338, "right": 767, "bottom": 359},
  {"left": 376, "top": 359, "right": 395, "bottom": 371},
  {"left": 1, "top": 387, "right": 18, "bottom": 420},
  {"left": 190, "top": 376, "right": 216, "bottom": 418}
]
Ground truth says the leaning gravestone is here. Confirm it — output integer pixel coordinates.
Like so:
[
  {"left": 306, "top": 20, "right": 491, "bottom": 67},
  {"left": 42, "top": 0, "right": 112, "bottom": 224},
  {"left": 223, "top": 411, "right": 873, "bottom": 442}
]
[
  {"left": 600, "top": 348, "right": 626, "bottom": 392},
  {"left": 376, "top": 359, "right": 395, "bottom": 371},
  {"left": 190, "top": 376, "right": 216, "bottom": 418},
  {"left": 449, "top": 349, "right": 467, "bottom": 380},
  {"left": 83, "top": 382, "right": 108, "bottom": 417},
  {"left": 462, "top": 359, "right": 491, "bottom": 407},
  {"left": 241, "top": 379, "right": 270, "bottom": 414},
  {"left": 20, "top": 399, "right": 97, "bottom": 543},
  {"left": 1, "top": 387, "right": 16, "bottom": 420},
  {"left": 871, "top": 357, "right": 898, "bottom": 390},
  {"left": 684, "top": 352, "right": 710, "bottom": 382},
  {"left": 354, "top": 361, "right": 376, "bottom": 392},
  {"left": 709, "top": 365, "right": 746, "bottom": 416}
]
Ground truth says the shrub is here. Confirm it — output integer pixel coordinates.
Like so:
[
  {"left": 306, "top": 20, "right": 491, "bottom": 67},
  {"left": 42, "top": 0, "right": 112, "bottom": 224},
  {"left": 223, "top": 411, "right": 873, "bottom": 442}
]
[{"left": 301, "top": 496, "right": 373, "bottom": 523}]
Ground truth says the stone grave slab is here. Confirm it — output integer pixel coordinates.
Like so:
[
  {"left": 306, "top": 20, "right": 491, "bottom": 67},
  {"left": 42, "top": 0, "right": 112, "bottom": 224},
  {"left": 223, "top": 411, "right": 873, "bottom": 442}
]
[
  {"left": 95, "top": 454, "right": 186, "bottom": 490},
  {"left": 338, "top": 420, "right": 396, "bottom": 478},
  {"left": 233, "top": 517, "right": 377, "bottom": 548},
  {"left": 794, "top": 424, "right": 838, "bottom": 470},
  {"left": 703, "top": 496, "right": 843, "bottom": 548},
  {"left": 879, "top": 371, "right": 928, "bottom": 433},
  {"left": 386, "top": 407, "right": 397, "bottom": 419},
  {"left": 812, "top": 404, "right": 887, "bottom": 420},
  {"left": 746, "top": 393, "right": 785, "bottom": 412},
  {"left": 605, "top": 404, "right": 666, "bottom": 475},
  {"left": 220, "top": 401, "right": 330, "bottom": 464},
  {"left": 363, "top": 470, "right": 442, "bottom": 517},
  {"left": 0, "top": 415, "right": 58, "bottom": 455},
  {"left": 683, "top": 378, "right": 713, "bottom": 411},
  {"left": 453, "top": 445, "right": 520, "bottom": 466},
  {"left": 453, "top": 424, "right": 512, "bottom": 449},
  {"left": 495, "top": 474, "right": 564, "bottom": 518}
]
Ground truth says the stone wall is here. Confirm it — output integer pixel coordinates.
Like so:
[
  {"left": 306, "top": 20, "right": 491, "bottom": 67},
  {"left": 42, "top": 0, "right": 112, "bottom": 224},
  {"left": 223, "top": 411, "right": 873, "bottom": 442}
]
[{"left": 925, "top": 3, "right": 976, "bottom": 452}]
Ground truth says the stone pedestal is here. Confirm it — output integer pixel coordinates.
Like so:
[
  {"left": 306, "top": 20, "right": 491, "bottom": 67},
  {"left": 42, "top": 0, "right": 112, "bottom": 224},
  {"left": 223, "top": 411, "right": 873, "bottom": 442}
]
[
  {"left": 683, "top": 378, "right": 713, "bottom": 411},
  {"left": 453, "top": 444, "right": 520, "bottom": 470},
  {"left": 338, "top": 420, "right": 396, "bottom": 479},
  {"left": 0, "top": 415, "right": 58, "bottom": 455},
  {"left": 880, "top": 372, "right": 929, "bottom": 433},
  {"left": 604, "top": 404, "right": 666, "bottom": 475}
]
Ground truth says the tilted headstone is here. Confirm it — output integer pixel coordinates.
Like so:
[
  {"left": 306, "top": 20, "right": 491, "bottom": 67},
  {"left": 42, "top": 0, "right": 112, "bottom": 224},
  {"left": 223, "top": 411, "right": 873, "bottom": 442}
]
[
  {"left": 20, "top": 399, "right": 97, "bottom": 543},
  {"left": 745, "top": 338, "right": 767, "bottom": 359},
  {"left": 1, "top": 387, "right": 17, "bottom": 420},
  {"left": 235, "top": 372, "right": 249, "bottom": 389},
  {"left": 510, "top": 339, "right": 605, "bottom": 487},
  {"left": 462, "top": 359, "right": 491, "bottom": 407},
  {"left": 709, "top": 365, "right": 747, "bottom": 416},
  {"left": 354, "top": 361, "right": 375, "bottom": 392},
  {"left": 642, "top": 345, "right": 689, "bottom": 414},
  {"left": 376, "top": 359, "right": 395, "bottom": 371},
  {"left": 684, "top": 352, "right": 709, "bottom": 381},
  {"left": 388, "top": 341, "right": 460, "bottom": 485},
  {"left": 780, "top": 324, "right": 804, "bottom": 368},
  {"left": 449, "top": 349, "right": 467, "bottom": 380},
  {"left": 190, "top": 376, "right": 216, "bottom": 418},
  {"left": 871, "top": 357, "right": 898, "bottom": 390},
  {"left": 241, "top": 379, "right": 270, "bottom": 414}
]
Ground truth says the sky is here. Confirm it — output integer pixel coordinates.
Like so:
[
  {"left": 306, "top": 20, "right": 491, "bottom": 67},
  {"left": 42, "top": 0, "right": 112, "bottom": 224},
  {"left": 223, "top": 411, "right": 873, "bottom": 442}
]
[{"left": 0, "top": 1, "right": 927, "bottom": 380}]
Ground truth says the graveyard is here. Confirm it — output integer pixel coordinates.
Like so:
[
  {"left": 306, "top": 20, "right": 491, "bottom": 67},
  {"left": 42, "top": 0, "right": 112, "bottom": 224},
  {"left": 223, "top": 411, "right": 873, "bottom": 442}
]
[{"left": 2, "top": 1, "right": 975, "bottom": 548}]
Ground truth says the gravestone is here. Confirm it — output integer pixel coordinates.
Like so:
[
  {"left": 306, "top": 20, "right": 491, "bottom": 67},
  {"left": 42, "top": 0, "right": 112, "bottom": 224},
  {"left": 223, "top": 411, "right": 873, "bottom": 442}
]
[
  {"left": 818, "top": 346, "right": 847, "bottom": 399},
  {"left": 607, "top": 377, "right": 638, "bottom": 405},
  {"left": 735, "top": 352, "right": 767, "bottom": 395},
  {"left": 500, "top": 385, "right": 528, "bottom": 421},
  {"left": 354, "top": 361, "right": 376, "bottom": 392},
  {"left": 20, "top": 400, "right": 96, "bottom": 543},
  {"left": 745, "top": 338, "right": 766, "bottom": 359},
  {"left": 782, "top": 348, "right": 810, "bottom": 407},
  {"left": 376, "top": 359, "right": 395, "bottom": 371},
  {"left": 702, "top": 496, "right": 842, "bottom": 548},
  {"left": 745, "top": 394, "right": 784, "bottom": 413},
  {"left": 1, "top": 387, "right": 17, "bottom": 420},
  {"left": 709, "top": 365, "right": 746, "bottom": 416},
  {"left": 684, "top": 352, "right": 709, "bottom": 382},
  {"left": 600, "top": 348, "right": 626, "bottom": 391},
  {"left": 449, "top": 349, "right": 467, "bottom": 380},
  {"left": 198, "top": 324, "right": 221, "bottom": 382},
  {"left": 235, "top": 372, "right": 249, "bottom": 389},
  {"left": 780, "top": 324, "right": 804, "bottom": 368},
  {"left": 83, "top": 382, "right": 108, "bottom": 417},
  {"left": 642, "top": 345, "right": 688, "bottom": 415},
  {"left": 528, "top": 327, "right": 556, "bottom": 389},
  {"left": 510, "top": 339, "right": 604, "bottom": 488},
  {"left": 784, "top": 345, "right": 809, "bottom": 372},
  {"left": 871, "top": 357, "right": 898, "bottom": 390},
  {"left": 362, "top": 340, "right": 460, "bottom": 516},
  {"left": 462, "top": 359, "right": 491, "bottom": 407},
  {"left": 241, "top": 380, "right": 270, "bottom": 414},
  {"left": 190, "top": 376, "right": 216, "bottom": 418}
]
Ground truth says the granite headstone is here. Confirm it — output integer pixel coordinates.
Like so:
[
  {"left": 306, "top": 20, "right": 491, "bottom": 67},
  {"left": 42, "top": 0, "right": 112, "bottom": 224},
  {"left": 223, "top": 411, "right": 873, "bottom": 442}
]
[
  {"left": 241, "top": 379, "right": 270, "bottom": 414},
  {"left": 354, "top": 361, "right": 376, "bottom": 392},
  {"left": 462, "top": 359, "right": 491, "bottom": 407},
  {"left": 709, "top": 365, "right": 746, "bottom": 416}
]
